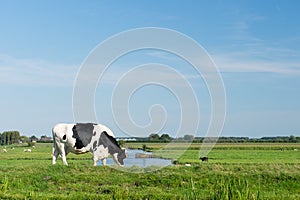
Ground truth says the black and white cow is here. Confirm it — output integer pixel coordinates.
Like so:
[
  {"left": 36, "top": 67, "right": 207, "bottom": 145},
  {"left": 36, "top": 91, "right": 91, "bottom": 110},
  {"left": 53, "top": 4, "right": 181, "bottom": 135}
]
[{"left": 52, "top": 123, "right": 126, "bottom": 166}]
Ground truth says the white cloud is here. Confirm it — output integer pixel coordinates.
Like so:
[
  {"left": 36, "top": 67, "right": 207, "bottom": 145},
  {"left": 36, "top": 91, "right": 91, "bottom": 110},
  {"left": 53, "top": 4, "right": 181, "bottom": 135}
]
[
  {"left": 147, "top": 51, "right": 182, "bottom": 61},
  {"left": 217, "top": 13, "right": 300, "bottom": 76},
  {"left": 0, "top": 54, "right": 78, "bottom": 86},
  {"left": 212, "top": 45, "right": 300, "bottom": 76},
  {"left": 214, "top": 55, "right": 300, "bottom": 75},
  {"left": 99, "top": 66, "right": 195, "bottom": 89}
]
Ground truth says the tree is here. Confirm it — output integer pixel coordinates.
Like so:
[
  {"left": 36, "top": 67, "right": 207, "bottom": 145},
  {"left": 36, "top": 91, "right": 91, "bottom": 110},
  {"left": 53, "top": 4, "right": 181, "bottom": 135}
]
[
  {"left": 0, "top": 132, "right": 3, "bottom": 145},
  {"left": 183, "top": 134, "right": 194, "bottom": 141},
  {"left": 118, "top": 140, "right": 126, "bottom": 147},
  {"left": 20, "top": 136, "right": 29, "bottom": 143},
  {"left": 149, "top": 133, "right": 160, "bottom": 141},
  {"left": 11, "top": 131, "right": 20, "bottom": 144},
  {"left": 40, "top": 135, "right": 47, "bottom": 140},
  {"left": 29, "top": 135, "right": 38, "bottom": 142},
  {"left": 289, "top": 135, "right": 297, "bottom": 143},
  {"left": 160, "top": 133, "right": 171, "bottom": 142}
]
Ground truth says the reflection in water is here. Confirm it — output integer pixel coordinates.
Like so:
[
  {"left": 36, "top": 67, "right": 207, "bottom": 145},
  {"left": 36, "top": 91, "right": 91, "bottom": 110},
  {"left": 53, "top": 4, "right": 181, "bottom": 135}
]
[{"left": 97, "top": 149, "right": 172, "bottom": 167}]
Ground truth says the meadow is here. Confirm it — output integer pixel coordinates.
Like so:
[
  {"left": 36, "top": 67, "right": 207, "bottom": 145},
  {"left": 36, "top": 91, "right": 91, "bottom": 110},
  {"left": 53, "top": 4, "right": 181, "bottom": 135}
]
[{"left": 0, "top": 142, "right": 300, "bottom": 199}]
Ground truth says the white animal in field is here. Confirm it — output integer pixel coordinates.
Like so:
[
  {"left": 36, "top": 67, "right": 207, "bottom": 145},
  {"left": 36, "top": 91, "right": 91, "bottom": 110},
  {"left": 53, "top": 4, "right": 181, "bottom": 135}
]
[
  {"left": 2, "top": 149, "right": 7, "bottom": 153},
  {"left": 24, "top": 149, "right": 32, "bottom": 152},
  {"left": 52, "top": 123, "right": 126, "bottom": 166}
]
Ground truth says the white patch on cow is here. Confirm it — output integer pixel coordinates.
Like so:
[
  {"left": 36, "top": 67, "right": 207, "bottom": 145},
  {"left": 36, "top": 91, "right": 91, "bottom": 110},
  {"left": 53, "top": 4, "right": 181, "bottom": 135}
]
[
  {"left": 93, "top": 144, "right": 109, "bottom": 165},
  {"left": 52, "top": 123, "right": 76, "bottom": 165}
]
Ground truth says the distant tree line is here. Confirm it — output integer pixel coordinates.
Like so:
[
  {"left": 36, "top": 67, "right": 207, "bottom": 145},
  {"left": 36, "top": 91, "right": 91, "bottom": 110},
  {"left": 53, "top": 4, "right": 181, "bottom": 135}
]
[
  {"left": 0, "top": 131, "right": 20, "bottom": 145},
  {"left": 119, "top": 134, "right": 300, "bottom": 143},
  {"left": 22, "top": 135, "right": 53, "bottom": 143},
  {"left": 148, "top": 133, "right": 172, "bottom": 142},
  {"left": 191, "top": 135, "right": 300, "bottom": 143},
  {"left": 0, "top": 131, "right": 53, "bottom": 146},
  {"left": 1, "top": 130, "right": 299, "bottom": 146}
]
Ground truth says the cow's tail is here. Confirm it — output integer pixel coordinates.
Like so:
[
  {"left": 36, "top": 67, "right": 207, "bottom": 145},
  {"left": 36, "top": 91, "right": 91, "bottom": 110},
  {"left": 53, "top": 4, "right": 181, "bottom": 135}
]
[{"left": 52, "top": 126, "right": 57, "bottom": 156}]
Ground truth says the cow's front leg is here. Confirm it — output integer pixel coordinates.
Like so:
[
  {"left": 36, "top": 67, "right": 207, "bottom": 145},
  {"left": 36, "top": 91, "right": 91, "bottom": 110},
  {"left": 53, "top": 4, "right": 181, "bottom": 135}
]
[
  {"left": 93, "top": 155, "right": 98, "bottom": 166},
  {"left": 101, "top": 158, "right": 106, "bottom": 166}
]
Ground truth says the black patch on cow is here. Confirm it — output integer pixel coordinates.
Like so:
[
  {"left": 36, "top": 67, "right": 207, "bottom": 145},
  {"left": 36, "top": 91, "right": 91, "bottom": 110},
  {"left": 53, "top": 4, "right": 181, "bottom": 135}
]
[
  {"left": 93, "top": 131, "right": 96, "bottom": 136},
  {"left": 72, "top": 123, "right": 95, "bottom": 149},
  {"left": 62, "top": 135, "right": 66, "bottom": 140},
  {"left": 93, "top": 140, "right": 97, "bottom": 150},
  {"left": 98, "top": 131, "right": 126, "bottom": 165}
]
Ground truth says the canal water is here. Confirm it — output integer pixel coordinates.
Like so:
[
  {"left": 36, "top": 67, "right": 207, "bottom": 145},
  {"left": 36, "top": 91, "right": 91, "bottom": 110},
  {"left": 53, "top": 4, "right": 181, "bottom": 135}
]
[{"left": 97, "top": 149, "right": 173, "bottom": 167}]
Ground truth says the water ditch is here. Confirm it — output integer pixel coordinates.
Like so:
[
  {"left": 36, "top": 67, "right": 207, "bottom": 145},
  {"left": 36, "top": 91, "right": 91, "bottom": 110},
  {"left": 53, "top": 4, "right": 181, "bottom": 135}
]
[{"left": 97, "top": 149, "right": 173, "bottom": 167}]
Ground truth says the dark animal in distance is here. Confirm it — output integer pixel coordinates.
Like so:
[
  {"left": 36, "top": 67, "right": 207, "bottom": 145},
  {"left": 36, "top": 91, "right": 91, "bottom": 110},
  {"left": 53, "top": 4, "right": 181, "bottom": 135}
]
[{"left": 200, "top": 156, "right": 208, "bottom": 162}]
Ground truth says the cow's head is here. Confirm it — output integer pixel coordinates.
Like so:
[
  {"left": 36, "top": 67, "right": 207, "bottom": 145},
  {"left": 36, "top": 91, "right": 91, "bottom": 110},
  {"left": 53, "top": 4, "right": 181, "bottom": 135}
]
[{"left": 117, "top": 149, "right": 127, "bottom": 166}]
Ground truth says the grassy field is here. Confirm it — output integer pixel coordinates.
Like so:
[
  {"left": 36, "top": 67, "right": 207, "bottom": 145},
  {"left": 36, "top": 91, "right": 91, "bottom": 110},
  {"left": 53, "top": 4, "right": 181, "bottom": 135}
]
[{"left": 0, "top": 143, "right": 300, "bottom": 199}]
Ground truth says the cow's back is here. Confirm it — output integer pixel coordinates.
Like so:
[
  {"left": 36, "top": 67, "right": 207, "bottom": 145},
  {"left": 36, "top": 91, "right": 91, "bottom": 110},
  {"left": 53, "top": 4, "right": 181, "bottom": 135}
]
[{"left": 93, "top": 124, "right": 115, "bottom": 138}]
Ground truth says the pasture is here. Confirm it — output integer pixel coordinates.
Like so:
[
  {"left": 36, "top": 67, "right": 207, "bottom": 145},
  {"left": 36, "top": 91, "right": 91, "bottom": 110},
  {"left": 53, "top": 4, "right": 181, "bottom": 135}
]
[{"left": 1, "top": 143, "right": 300, "bottom": 199}]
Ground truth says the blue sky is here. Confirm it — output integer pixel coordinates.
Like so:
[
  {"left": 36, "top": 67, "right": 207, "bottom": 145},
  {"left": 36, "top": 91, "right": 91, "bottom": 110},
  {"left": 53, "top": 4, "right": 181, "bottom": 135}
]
[{"left": 0, "top": 0, "right": 299, "bottom": 138}]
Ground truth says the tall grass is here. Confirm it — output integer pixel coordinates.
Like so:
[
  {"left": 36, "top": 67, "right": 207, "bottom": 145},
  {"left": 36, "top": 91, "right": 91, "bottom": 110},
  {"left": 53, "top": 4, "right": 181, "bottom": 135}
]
[
  {"left": 211, "top": 177, "right": 258, "bottom": 200},
  {"left": 0, "top": 176, "right": 9, "bottom": 193}
]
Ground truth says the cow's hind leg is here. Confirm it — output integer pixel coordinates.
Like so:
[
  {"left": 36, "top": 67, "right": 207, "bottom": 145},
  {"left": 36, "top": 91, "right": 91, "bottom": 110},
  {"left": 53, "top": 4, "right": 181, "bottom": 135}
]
[
  {"left": 52, "top": 146, "right": 59, "bottom": 165},
  {"left": 53, "top": 142, "right": 68, "bottom": 165},
  {"left": 58, "top": 143, "right": 68, "bottom": 166}
]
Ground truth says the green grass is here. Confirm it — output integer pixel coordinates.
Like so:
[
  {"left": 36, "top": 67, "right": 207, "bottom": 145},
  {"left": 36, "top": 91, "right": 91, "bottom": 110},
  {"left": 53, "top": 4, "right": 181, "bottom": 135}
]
[
  {"left": 1, "top": 143, "right": 300, "bottom": 199},
  {"left": 154, "top": 148, "right": 300, "bottom": 164}
]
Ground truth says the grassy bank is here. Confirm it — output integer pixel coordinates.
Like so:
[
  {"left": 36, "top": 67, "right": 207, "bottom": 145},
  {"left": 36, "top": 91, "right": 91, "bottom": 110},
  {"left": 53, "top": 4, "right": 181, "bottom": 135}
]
[
  {"left": 1, "top": 162, "right": 300, "bottom": 199},
  {"left": 0, "top": 143, "right": 300, "bottom": 199}
]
